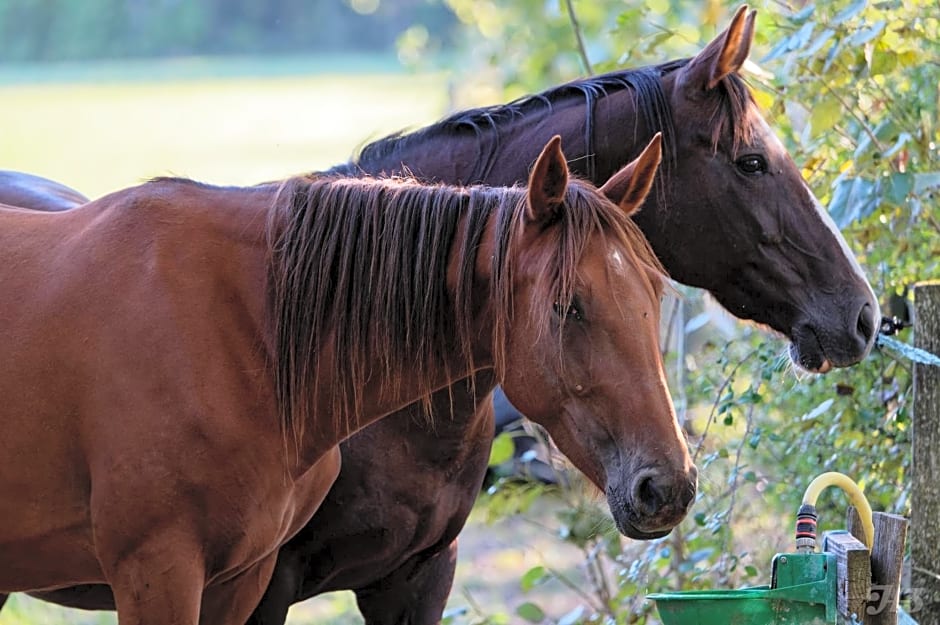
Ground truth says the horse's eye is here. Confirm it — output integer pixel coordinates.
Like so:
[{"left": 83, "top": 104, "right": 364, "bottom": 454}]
[
  {"left": 736, "top": 155, "right": 767, "bottom": 175},
  {"left": 553, "top": 300, "right": 583, "bottom": 322}
]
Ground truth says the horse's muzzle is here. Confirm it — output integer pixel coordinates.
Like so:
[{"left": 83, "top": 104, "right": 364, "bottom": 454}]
[{"left": 609, "top": 465, "right": 698, "bottom": 539}]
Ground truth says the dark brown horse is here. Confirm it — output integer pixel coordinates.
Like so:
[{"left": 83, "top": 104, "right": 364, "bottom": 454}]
[
  {"left": 0, "top": 170, "right": 87, "bottom": 211},
  {"left": 0, "top": 136, "right": 694, "bottom": 624},
  {"left": 330, "top": 9, "right": 879, "bottom": 373},
  {"left": 1, "top": 6, "right": 880, "bottom": 624}
]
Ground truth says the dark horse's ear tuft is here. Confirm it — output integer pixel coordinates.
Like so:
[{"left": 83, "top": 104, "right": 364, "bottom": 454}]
[
  {"left": 601, "top": 133, "right": 662, "bottom": 217},
  {"left": 681, "top": 5, "right": 756, "bottom": 91},
  {"left": 527, "top": 135, "right": 569, "bottom": 224}
]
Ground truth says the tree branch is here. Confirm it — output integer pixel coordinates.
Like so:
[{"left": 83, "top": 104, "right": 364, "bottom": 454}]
[{"left": 564, "top": 0, "right": 594, "bottom": 76}]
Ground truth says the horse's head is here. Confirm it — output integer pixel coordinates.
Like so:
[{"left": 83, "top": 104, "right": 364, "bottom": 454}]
[
  {"left": 638, "top": 5, "right": 879, "bottom": 372},
  {"left": 498, "top": 135, "right": 696, "bottom": 539}
]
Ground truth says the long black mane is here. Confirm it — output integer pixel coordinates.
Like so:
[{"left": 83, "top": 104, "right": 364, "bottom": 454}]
[{"left": 329, "top": 59, "right": 754, "bottom": 190}]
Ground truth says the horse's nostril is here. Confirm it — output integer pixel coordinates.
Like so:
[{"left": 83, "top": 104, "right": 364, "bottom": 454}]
[
  {"left": 633, "top": 472, "right": 666, "bottom": 517},
  {"left": 857, "top": 302, "right": 875, "bottom": 343}
]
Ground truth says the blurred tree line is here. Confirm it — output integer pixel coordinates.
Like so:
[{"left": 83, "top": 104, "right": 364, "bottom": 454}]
[{"left": 0, "top": 0, "right": 456, "bottom": 62}]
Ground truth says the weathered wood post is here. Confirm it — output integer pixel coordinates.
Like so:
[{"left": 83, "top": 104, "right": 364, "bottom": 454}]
[
  {"left": 912, "top": 280, "right": 940, "bottom": 624},
  {"left": 824, "top": 528, "right": 871, "bottom": 622},
  {"left": 847, "top": 508, "right": 909, "bottom": 625}
]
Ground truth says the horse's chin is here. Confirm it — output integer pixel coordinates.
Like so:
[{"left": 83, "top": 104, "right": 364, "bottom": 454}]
[
  {"left": 607, "top": 497, "right": 678, "bottom": 540},
  {"left": 612, "top": 515, "right": 674, "bottom": 540},
  {"left": 788, "top": 336, "right": 833, "bottom": 374}
]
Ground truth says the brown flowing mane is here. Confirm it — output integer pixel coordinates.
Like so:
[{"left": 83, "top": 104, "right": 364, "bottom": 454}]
[{"left": 266, "top": 173, "right": 663, "bottom": 444}]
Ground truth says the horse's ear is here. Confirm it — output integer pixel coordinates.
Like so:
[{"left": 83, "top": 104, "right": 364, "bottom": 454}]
[
  {"left": 681, "top": 5, "right": 756, "bottom": 91},
  {"left": 527, "top": 135, "right": 569, "bottom": 224},
  {"left": 600, "top": 133, "right": 662, "bottom": 216}
]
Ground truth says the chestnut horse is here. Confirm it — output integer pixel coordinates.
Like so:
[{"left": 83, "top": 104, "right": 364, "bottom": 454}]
[
  {"left": 1, "top": 6, "right": 879, "bottom": 624},
  {"left": 0, "top": 136, "right": 695, "bottom": 624}
]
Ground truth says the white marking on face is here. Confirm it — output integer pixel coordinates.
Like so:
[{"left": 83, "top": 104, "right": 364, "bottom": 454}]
[
  {"left": 803, "top": 183, "right": 881, "bottom": 355},
  {"left": 755, "top": 115, "right": 881, "bottom": 352},
  {"left": 609, "top": 249, "right": 626, "bottom": 273},
  {"left": 802, "top": 181, "right": 879, "bottom": 305},
  {"left": 756, "top": 115, "right": 788, "bottom": 155},
  {"left": 755, "top": 116, "right": 875, "bottom": 298}
]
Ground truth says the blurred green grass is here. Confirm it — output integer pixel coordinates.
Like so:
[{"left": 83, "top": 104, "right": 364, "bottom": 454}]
[
  {"left": 0, "top": 55, "right": 448, "bottom": 199},
  {"left": 1, "top": 590, "right": 362, "bottom": 625}
]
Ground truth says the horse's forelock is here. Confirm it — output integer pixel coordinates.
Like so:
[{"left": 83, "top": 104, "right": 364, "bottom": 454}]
[
  {"left": 522, "top": 179, "right": 667, "bottom": 375},
  {"left": 711, "top": 72, "right": 757, "bottom": 156}
]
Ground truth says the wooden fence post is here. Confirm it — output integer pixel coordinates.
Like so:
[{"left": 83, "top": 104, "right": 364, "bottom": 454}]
[
  {"left": 911, "top": 280, "right": 940, "bottom": 624},
  {"left": 847, "top": 508, "right": 909, "bottom": 625}
]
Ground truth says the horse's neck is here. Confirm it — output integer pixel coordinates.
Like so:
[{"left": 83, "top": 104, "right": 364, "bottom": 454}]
[
  {"left": 296, "top": 209, "right": 503, "bottom": 465},
  {"left": 584, "top": 83, "right": 655, "bottom": 184},
  {"left": 299, "top": 357, "right": 497, "bottom": 465}
]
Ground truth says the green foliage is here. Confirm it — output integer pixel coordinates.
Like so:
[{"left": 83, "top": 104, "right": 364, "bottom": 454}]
[
  {"left": 489, "top": 432, "right": 515, "bottom": 466},
  {"left": 517, "top": 602, "right": 547, "bottom": 622},
  {"left": 446, "top": 0, "right": 939, "bottom": 622},
  {"left": 441, "top": 0, "right": 728, "bottom": 96}
]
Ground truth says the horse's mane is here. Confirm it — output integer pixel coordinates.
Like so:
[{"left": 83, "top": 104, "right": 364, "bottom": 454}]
[
  {"left": 266, "top": 173, "right": 663, "bottom": 446},
  {"left": 330, "top": 59, "right": 755, "bottom": 190}
]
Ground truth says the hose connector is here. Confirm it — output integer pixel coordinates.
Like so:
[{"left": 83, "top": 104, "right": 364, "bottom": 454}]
[{"left": 795, "top": 503, "right": 818, "bottom": 552}]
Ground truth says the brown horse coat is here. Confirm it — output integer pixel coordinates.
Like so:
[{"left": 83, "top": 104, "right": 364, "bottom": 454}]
[{"left": 0, "top": 137, "right": 694, "bottom": 624}]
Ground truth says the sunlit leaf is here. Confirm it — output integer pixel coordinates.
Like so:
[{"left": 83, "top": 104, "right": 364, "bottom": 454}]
[
  {"left": 800, "top": 398, "right": 835, "bottom": 422},
  {"left": 516, "top": 602, "right": 546, "bottom": 623},
  {"left": 828, "top": 177, "right": 880, "bottom": 227},
  {"left": 914, "top": 172, "right": 940, "bottom": 195},
  {"left": 792, "top": 4, "right": 816, "bottom": 23},
  {"left": 488, "top": 433, "right": 514, "bottom": 466},
  {"left": 849, "top": 20, "right": 886, "bottom": 46},
  {"left": 809, "top": 97, "right": 841, "bottom": 137},
  {"left": 688, "top": 547, "right": 715, "bottom": 564},
  {"left": 871, "top": 48, "right": 897, "bottom": 75},
  {"left": 886, "top": 172, "right": 914, "bottom": 205},
  {"left": 749, "top": 430, "right": 762, "bottom": 449},
  {"left": 443, "top": 606, "right": 469, "bottom": 621},
  {"left": 832, "top": 0, "right": 867, "bottom": 25},
  {"left": 763, "top": 22, "right": 815, "bottom": 63},
  {"left": 897, "top": 50, "right": 918, "bottom": 67},
  {"left": 520, "top": 565, "right": 548, "bottom": 592},
  {"left": 822, "top": 37, "right": 844, "bottom": 72},
  {"left": 802, "top": 28, "right": 834, "bottom": 57},
  {"left": 883, "top": 132, "right": 912, "bottom": 159}
]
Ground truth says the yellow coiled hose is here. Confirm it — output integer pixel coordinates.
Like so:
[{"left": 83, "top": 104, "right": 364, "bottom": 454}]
[{"left": 796, "top": 471, "right": 874, "bottom": 551}]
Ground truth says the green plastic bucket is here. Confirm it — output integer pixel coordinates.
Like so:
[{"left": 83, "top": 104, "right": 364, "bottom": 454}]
[{"left": 648, "top": 553, "right": 837, "bottom": 625}]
